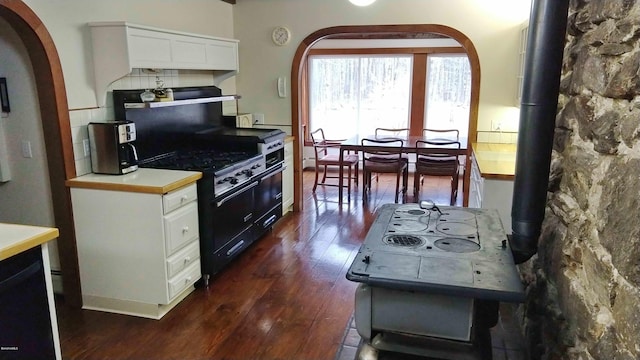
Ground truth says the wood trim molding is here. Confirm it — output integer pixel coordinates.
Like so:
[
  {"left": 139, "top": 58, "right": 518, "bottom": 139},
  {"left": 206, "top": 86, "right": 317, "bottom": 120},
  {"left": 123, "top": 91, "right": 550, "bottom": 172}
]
[
  {"left": 291, "top": 24, "right": 481, "bottom": 210},
  {"left": 409, "top": 53, "right": 427, "bottom": 136},
  {"left": 0, "top": 0, "right": 82, "bottom": 307},
  {"left": 308, "top": 47, "right": 466, "bottom": 56}
]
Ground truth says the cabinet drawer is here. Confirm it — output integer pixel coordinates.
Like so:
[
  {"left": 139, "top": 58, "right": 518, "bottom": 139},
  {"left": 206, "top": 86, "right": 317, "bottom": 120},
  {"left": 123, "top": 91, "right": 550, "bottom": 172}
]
[
  {"left": 164, "top": 202, "right": 199, "bottom": 255},
  {"left": 168, "top": 261, "right": 201, "bottom": 300},
  {"left": 166, "top": 241, "right": 200, "bottom": 278},
  {"left": 163, "top": 184, "right": 197, "bottom": 214}
]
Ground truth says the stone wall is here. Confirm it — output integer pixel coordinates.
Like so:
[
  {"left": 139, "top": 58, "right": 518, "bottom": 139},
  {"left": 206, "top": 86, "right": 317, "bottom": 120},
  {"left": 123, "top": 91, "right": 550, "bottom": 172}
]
[{"left": 520, "top": 1, "right": 640, "bottom": 359}]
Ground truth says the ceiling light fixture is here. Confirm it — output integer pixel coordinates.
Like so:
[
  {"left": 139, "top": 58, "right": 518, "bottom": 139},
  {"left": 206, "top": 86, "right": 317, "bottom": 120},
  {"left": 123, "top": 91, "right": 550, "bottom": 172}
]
[{"left": 349, "top": 0, "right": 376, "bottom": 6}]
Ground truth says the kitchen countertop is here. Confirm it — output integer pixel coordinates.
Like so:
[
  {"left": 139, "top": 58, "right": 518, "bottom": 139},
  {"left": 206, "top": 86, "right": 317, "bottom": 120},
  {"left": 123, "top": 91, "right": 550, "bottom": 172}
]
[
  {"left": 65, "top": 168, "right": 202, "bottom": 194},
  {"left": 0, "top": 223, "right": 59, "bottom": 261},
  {"left": 472, "top": 143, "right": 517, "bottom": 180}
]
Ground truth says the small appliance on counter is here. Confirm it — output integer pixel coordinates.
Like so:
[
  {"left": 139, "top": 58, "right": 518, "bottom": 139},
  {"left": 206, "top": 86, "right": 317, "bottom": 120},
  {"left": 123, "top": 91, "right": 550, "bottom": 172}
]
[{"left": 88, "top": 121, "right": 138, "bottom": 175}]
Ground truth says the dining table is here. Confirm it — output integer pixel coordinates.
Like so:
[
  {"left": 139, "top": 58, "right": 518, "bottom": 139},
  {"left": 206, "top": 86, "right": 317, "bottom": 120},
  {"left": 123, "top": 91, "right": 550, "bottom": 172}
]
[{"left": 337, "top": 134, "right": 469, "bottom": 205}]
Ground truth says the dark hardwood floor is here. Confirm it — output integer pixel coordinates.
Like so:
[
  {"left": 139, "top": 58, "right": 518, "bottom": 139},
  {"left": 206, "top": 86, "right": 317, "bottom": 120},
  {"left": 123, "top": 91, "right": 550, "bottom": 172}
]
[{"left": 55, "top": 170, "right": 461, "bottom": 360}]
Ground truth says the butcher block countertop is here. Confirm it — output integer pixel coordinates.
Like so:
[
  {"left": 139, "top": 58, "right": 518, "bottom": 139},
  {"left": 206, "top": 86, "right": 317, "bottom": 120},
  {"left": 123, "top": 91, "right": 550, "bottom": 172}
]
[
  {"left": 0, "top": 223, "right": 59, "bottom": 261},
  {"left": 66, "top": 168, "right": 202, "bottom": 194},
  {"left": 472, "top": 143, "right": 517, "bottom": 180}
]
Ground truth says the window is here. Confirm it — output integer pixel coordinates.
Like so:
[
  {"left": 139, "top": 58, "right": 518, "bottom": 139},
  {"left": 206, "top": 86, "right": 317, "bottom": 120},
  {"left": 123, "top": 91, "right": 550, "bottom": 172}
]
[
  {"left": 424, "top": 54, "right": 471, "bottom": 139},
  {"left": 304, "top": 48, "right": 470, "bottom": 143},
  {"left": 308, "top": 55, "right": 412, "bottom": 140}
]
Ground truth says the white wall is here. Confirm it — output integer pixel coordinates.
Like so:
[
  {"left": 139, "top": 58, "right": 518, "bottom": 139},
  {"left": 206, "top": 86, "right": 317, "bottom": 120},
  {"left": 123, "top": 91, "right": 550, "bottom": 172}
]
[
  {"left": 0, "top": 18, "right": 58, "bottom": 263},
  {"left": 18, "top": 0, "right": 238, "bottom": 176},
  {"left": 23, "top": 0, "right": 235, "bottom": 110},
  {"left": 232, "top": 0, "right": 532, "bottom": 139}
]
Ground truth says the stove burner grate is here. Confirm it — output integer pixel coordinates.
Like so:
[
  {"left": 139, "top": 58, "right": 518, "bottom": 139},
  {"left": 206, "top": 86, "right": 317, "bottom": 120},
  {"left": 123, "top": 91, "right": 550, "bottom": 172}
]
[
  {"left": 384, "top": 235, "right": 424, "bottom": 247},
  {"left": 141, "top": 150, "right": 257, "bottom": 172}
]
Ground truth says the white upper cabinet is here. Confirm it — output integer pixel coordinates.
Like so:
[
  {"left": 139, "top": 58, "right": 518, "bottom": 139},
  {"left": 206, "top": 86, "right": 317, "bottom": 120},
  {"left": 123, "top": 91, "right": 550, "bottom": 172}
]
[{"left": 89, "top": 22, "right": 239, "bottom": 106}]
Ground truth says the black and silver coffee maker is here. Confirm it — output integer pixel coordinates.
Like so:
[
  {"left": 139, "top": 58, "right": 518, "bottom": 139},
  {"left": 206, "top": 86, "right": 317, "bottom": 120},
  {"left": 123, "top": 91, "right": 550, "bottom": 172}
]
[{"left": 88, "top": 121, "right": 138, "bottom": 175}]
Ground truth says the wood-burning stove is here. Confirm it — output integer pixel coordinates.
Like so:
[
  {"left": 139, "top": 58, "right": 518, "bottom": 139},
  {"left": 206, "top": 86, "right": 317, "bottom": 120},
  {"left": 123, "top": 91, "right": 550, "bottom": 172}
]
[{"left": 346, "top": 202, "right": 525, "bottom": 359}]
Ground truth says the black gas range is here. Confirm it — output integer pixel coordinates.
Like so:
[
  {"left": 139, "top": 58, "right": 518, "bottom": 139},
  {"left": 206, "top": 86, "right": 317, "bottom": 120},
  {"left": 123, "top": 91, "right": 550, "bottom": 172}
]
[
  {"left": 141, "top": 149, "right": 266, "bottom": 197},
  {"left": 114, "top": 86, "right": 286, "bottom": 284}
]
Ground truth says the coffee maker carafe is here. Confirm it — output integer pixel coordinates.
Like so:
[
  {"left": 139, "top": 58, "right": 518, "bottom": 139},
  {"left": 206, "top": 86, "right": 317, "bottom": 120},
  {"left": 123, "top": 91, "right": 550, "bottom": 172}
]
[{"left": 88, "top": 121, "right": 139, "bottom": 175}]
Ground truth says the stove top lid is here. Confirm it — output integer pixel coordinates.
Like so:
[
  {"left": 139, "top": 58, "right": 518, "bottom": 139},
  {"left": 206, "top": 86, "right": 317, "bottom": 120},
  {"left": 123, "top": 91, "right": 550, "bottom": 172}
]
[
  {"left": 196, "top": 127, "right": 285, "bottom": 143},
  {"left": 346, "top": 204, "right": 525, "bottom": 302}
]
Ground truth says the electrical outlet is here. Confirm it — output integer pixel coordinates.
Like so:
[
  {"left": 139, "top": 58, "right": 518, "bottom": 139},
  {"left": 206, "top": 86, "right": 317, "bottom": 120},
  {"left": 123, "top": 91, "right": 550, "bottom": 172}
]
[
  {"left": 492, "top": 120, "right": 503, "bottom": 132},
  {"left": 254, "top": 113, "right": 265, "bottom": 125},
  {"left": 83, "top": 139, "right": 90, "bottom": 157}
]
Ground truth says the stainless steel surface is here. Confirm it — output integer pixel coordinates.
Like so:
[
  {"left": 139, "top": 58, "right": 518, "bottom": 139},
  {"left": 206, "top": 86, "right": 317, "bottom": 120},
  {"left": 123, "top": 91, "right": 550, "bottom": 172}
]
[
  {"left": 88, "top": 121, "right": 138, "bottom": 175},
  {"left": 213, "top": 155, "right": 264, "bottom": 197}
]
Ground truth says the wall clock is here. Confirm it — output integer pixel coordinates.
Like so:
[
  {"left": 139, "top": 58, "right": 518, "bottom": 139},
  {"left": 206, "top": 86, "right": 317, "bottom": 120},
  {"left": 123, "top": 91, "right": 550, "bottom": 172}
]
[{"left": 271, "top": 26, "right": 291, "bottom": 46}]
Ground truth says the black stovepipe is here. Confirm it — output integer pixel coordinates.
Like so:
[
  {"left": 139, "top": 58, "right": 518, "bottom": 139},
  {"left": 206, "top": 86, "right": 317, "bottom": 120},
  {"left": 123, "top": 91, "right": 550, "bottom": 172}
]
[{"left": 510, "top": 0, "right": 570, "bottom": 264}]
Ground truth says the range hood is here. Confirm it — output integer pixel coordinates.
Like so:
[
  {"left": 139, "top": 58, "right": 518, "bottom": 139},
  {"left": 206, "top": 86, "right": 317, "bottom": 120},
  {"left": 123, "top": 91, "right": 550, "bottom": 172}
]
[
  {"left": 88, "top": 22, "right": 239, "bottom": 107},
  {"left": 510, "top": 0, "right": 570, "bottom": 264}
]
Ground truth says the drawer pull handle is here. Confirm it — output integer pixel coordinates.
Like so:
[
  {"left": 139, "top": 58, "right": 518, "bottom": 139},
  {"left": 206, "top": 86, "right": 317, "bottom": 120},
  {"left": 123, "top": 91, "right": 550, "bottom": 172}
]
[
  {"left": 181, "top": 195, "right": 189, "bottom": 202},
  {"left": 184, "top": 256, "right": 191, "bottom": 263},
  {"left": 182, "top": 226, "right": 189, "bottom": 233},
  {"left": 185, "top": 276, "right": 192, "bottom": 284}
]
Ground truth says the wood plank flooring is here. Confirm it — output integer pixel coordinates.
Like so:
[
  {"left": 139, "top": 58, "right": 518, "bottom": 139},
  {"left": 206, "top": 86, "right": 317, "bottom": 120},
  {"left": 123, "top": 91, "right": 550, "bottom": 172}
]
[{"left": 55, "top": 171, "right": 462, "bottom": 360}]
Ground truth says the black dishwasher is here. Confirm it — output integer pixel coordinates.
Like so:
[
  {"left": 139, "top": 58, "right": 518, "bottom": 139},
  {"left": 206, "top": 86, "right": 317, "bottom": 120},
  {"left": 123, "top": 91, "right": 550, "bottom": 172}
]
[{"left": 0, "top": 247, "right": 56, "bottom": 359}]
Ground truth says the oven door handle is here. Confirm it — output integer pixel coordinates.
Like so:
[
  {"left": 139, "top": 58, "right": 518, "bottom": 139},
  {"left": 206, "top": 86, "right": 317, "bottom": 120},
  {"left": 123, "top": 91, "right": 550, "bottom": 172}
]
[
  {"left": 216, "top": 181, "right": 259, "bottom": 207},
  {"left": 258, "top": 164, "right": 284, "bottom": 181}
]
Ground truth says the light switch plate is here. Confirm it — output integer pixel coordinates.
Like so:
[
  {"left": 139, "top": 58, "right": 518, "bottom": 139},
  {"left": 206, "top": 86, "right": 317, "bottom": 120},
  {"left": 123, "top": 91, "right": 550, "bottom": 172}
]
[{"left": 21, "top": 140, "right": 33, "bottom": 158}]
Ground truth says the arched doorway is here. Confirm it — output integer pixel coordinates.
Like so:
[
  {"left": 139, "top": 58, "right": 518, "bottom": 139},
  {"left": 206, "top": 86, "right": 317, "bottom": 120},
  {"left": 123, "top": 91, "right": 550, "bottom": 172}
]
[
  {"left": 290, "top": 24, "right": 480, "bottom": 211},
  {"left": 0, "top": 0, "right": 81, "bottom": 307}
]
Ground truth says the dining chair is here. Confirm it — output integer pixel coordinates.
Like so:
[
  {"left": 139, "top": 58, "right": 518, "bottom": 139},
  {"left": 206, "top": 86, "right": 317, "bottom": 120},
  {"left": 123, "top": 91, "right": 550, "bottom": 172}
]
[
  {"left": 372, "top": 128, "right": 410, "bottom": 183},
  {"left": 419, "top": 128, "right": 461, "bottom": 199},
  {"left": 414, "top": 139, "right": 461, "bottom": 205},
  {"left": 361, "top": 138, "right": 408, "bottom": 204},
  {"left": 375, "top": 127, "right": 409, "bottom": 138},
  {"left": 423, "top": 128, "right": 459, "bottom": 141},
  {"left": 309, "top": 128, "right": 359, "bottom": 198}
]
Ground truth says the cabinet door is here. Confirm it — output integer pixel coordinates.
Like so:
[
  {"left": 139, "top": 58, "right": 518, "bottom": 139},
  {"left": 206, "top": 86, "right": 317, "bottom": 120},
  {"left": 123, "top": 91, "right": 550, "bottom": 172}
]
[
  {"left": 128, "top": 28, "right": 172, "bottom": 68},
  {"left": 469, "top": 155, "right": 483, "bottom": 208},
  {"left": 166, "top": 241, "right": 200, "bottom": 279},
  {"left": 206, "top": 41, "right": 238, "bottom": 70},
  {"left": 172, "top": 39, "right": 208, "bottom": 66},
  {"left": 168, "top": 261, "right": 201, "bottom": 300},
  {"left": 164, "top": 202, "right": 199, "bottom": 255},
  {"left": 0, "top": 247, "right": 56, "bottom": 359},
  {"left": 163, "top": 184, "right": 197, "bottom": 214},
  {"left": 282, "top": 142, "right": 294, "bottom": 214}
]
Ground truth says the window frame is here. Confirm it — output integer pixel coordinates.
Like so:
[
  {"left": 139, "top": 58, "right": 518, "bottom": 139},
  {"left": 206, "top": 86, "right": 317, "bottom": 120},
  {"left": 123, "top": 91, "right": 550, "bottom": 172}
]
[{"left": 302, "top": 46, "right": 467, "bottom": 146}]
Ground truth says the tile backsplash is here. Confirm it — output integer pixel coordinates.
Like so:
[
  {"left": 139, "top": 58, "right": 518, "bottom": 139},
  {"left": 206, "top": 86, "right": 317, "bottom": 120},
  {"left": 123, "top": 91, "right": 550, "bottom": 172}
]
[{"left": 71, "top": 69, "right": 218, "bottom": 176}]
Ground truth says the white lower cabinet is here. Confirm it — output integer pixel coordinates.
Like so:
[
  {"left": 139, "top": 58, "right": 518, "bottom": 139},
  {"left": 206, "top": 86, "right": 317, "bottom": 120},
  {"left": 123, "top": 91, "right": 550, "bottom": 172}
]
[
  {"left": 282, "top": 140, "right": 294, "bottom": 215},
  {"left": 71, "top": 182, "right": 201, "bottom": 319},
  {"left": 469, "top": 153, "right": 514, "bottom": 233}
]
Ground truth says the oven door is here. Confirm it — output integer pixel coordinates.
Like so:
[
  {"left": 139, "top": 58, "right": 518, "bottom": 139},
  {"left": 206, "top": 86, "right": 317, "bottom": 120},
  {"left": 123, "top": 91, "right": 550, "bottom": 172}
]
[
  {"left": 254, "top": 164, "right": 283, "bottom": 234},
  {"left": 207, "top": 180, "right": 258, "bottom": 276}
]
